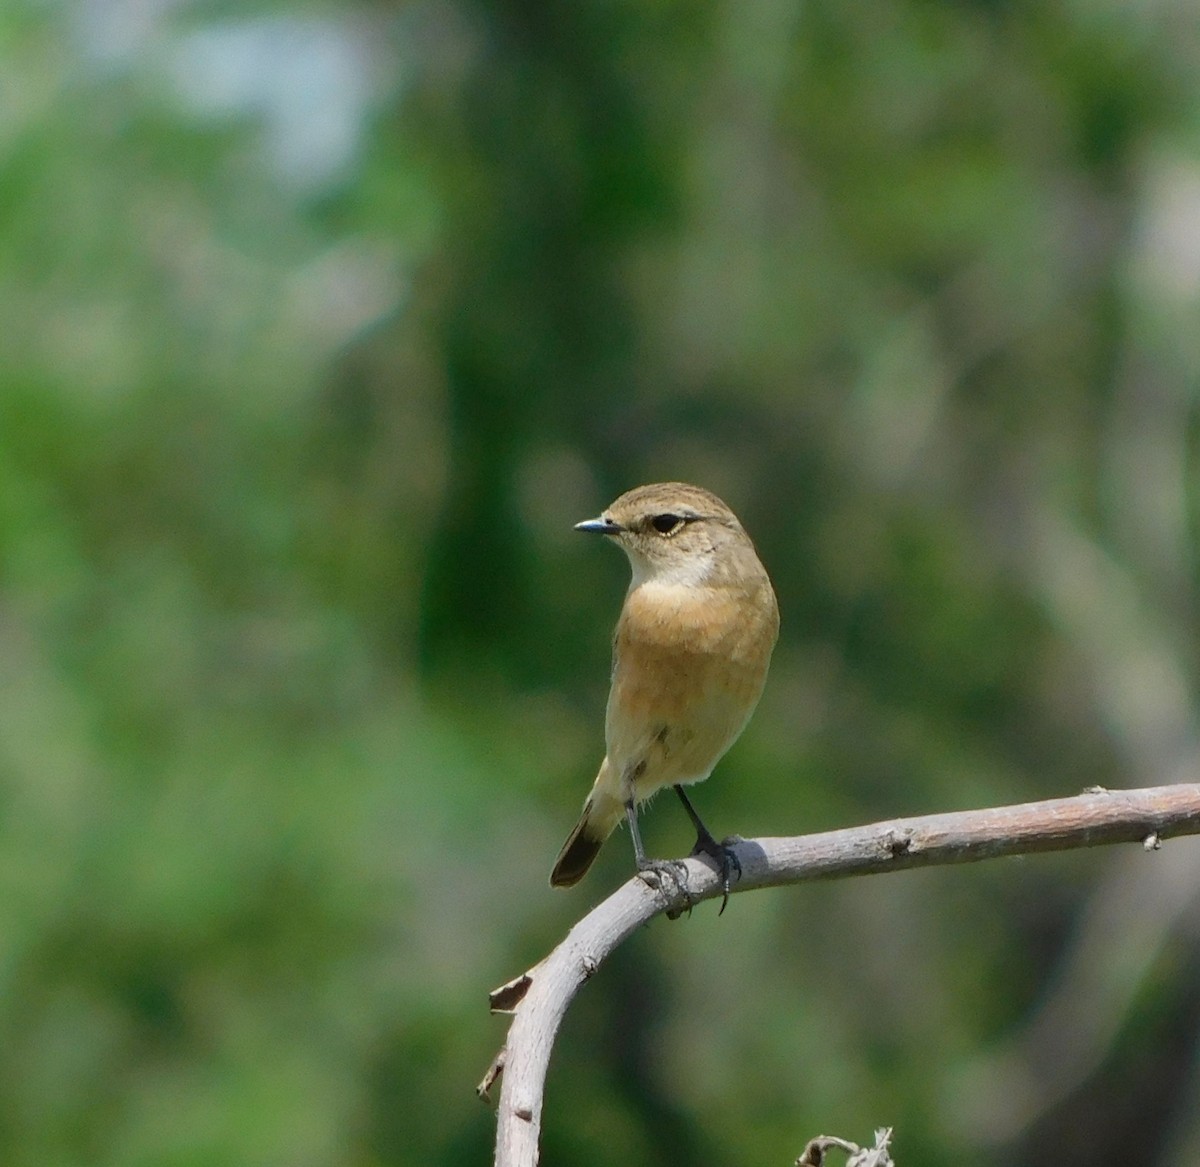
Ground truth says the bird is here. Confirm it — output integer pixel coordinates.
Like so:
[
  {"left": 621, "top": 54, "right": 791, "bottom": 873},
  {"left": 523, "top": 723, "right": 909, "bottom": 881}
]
[{"left": 550, "top": 482, "right": 779, "bottom": 910}]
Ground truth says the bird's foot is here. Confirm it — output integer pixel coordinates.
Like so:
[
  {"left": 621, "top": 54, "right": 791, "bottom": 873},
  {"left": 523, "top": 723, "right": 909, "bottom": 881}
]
[
  {"left": 636, "top": 857, "right": 694, "bottom": 919},
  {"left": 690, "top": 830, "right": 743, "bottom": 915}
]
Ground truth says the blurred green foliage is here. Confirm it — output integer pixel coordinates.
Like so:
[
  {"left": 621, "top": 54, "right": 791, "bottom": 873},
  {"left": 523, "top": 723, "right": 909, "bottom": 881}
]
[{"left": 3, "top": 0, "right": 1200, "bottom": 1164}]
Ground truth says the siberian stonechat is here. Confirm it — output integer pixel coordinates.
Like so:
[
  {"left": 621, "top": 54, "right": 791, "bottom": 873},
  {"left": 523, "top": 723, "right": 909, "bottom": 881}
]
[{"left": 550, "top": 482, "right": 778, "bottom": 908}]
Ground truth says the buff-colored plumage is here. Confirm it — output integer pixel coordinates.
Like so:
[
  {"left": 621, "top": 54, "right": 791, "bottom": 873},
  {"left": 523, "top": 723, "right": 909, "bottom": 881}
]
[{"left": 551, "top": 483, "right": 778, "bottom": 889}]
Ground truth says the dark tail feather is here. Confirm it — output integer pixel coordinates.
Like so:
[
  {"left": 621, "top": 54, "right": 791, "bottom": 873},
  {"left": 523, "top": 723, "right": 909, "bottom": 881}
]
[{"left": 550, "top": 808, "right": 605, "bottom": 887}]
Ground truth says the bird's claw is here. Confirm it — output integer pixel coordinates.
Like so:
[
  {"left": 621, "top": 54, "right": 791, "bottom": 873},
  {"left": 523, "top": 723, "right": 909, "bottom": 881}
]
[
  {"left": 636, "top": 858, "right": 694, "bottom": 918},
  {"left": 690, "top": 832, "right": 743, "bottom": 915}
]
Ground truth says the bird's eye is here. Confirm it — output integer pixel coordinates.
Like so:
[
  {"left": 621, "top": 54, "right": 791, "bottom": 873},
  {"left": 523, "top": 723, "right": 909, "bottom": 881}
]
[{"left": 650, "top": 513, "right": 683, "bottom": 535}]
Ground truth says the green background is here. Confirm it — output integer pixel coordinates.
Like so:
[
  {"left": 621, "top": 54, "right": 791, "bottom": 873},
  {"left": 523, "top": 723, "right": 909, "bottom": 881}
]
[{"left": 3, "top": 1, "right": 1200, "bottom": 1164}]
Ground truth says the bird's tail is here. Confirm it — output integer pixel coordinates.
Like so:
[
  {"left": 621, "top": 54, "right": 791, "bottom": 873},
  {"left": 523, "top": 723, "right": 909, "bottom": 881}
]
[{"left": 550, "top": 787, "right": 623, "bottom": 888}]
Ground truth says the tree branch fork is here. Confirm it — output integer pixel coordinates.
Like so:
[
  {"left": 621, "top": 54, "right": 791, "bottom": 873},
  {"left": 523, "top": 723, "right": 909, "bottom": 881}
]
[{"left": 480, "top": 784, "right": 1200, "bottom": 1167}]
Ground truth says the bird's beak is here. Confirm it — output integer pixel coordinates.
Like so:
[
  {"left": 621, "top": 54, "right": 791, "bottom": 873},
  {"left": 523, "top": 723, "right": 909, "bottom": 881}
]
[{"left": 574, "top": 515, "right": 622, "bottom": 536}]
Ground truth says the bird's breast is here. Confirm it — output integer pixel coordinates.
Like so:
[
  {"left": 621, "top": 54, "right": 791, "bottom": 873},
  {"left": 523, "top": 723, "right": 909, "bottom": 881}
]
[{"left": 604, "top": 580, "right": 777, "bottom": 785}]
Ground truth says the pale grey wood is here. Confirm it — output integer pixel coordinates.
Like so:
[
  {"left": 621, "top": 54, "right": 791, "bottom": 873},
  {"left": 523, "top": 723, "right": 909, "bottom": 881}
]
[{"left": 484, "top": 784, "right": 1200, "bottom": 1167}]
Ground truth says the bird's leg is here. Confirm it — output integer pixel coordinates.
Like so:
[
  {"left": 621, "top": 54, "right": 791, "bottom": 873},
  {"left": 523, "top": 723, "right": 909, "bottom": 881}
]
[
  {"left": 625, "top": 795, "right": 649, "bottom": 868},
  {"left": 673, "top": 786, "right": 742, "bottom": 915},
  {"left": 625, "top": 798, "right": 691, "bottom": 913}
]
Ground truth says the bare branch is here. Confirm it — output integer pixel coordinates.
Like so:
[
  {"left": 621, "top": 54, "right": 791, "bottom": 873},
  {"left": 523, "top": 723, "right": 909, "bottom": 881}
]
[
  {"left": 797, "top": 1127, "right": 894, "bottom": 1166},
  {"left": 483, "top": 784, "right": 1200, "bottom": 1167}
]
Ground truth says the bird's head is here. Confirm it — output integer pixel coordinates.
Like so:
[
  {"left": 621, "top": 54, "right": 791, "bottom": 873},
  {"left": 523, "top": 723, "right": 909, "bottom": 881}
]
[{"left": 575, "top": 482, "right": 752, "bottom": 588}]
